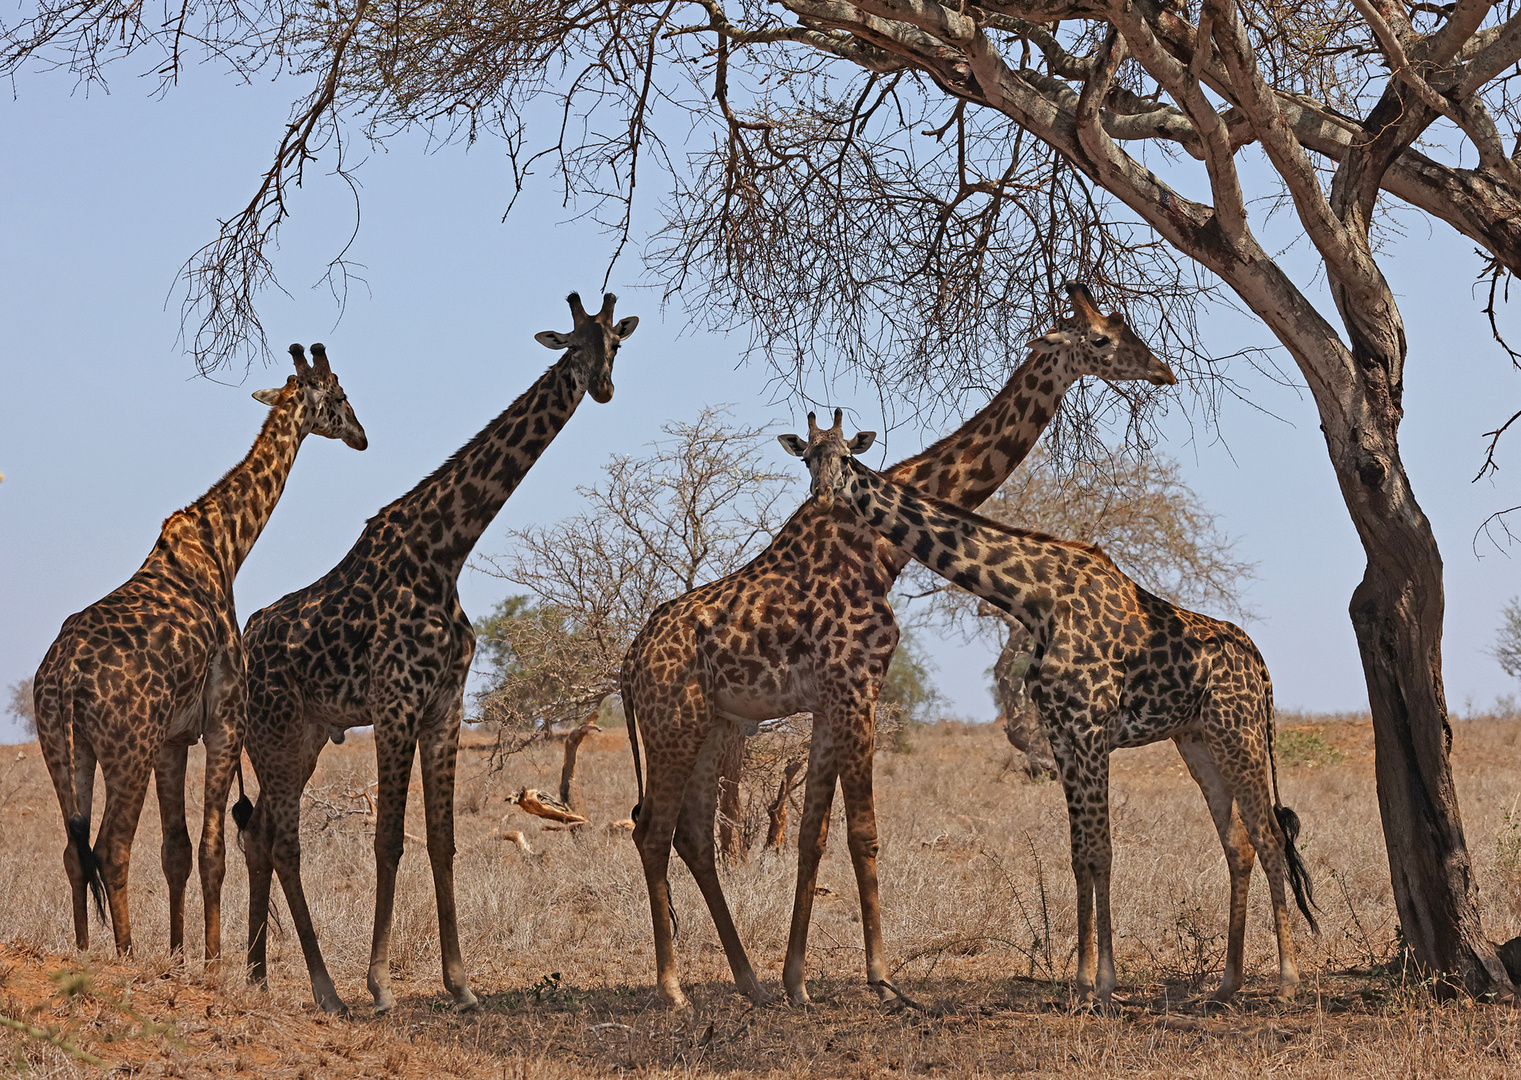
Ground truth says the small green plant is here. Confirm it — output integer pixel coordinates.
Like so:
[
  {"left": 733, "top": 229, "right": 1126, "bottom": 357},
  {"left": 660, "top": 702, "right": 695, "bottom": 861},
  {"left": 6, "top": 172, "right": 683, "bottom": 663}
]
[
  {"left": 527, "top": 972, "right": 582, "bottom": 1009},
  {"left": 1275, "top": 727, "right": 1343, "bottom": 767}
]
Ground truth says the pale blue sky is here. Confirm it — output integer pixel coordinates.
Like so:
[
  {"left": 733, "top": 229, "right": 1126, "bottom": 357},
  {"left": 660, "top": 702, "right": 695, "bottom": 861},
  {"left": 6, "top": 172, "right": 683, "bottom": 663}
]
[{"left": 3, "top": 66, "right": 1520, "bottom": 742}]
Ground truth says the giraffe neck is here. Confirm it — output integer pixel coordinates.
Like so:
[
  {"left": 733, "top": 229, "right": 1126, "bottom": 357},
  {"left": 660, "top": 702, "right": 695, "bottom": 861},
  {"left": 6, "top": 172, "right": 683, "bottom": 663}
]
[
  {"left": 166, "top": 385, "right": 309, "bottom": 582},
  {"left": 884, "top": 349, "right": 1076, "bottom": 506},
  {"left": 841, "top": 459, "right": 1065, "bottom": 638},
  {"left": 389, "top": 358, "right": 586, "bottom": 579}
]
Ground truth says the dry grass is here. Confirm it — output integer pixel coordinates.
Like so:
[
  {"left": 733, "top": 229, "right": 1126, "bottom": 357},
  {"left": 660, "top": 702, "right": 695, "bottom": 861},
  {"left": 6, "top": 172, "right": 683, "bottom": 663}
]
[{"left": 3, "top": 714, "right": 1521, "bottom": 1076}]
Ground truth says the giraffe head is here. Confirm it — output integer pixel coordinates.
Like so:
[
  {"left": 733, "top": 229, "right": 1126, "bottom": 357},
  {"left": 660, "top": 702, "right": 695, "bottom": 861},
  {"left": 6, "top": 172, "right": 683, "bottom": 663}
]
[
  {"left": 1027, "top": 283, "right": 1175, "bottom": 387},
  {"left": 251, "top": 344, "right": 369, "bottom": 450},
  {"left": 534, "top": 292, "right": 640, "bottom": 404},
  {"left": 778, "top": 408, "right": 875, "bottom": 509}
]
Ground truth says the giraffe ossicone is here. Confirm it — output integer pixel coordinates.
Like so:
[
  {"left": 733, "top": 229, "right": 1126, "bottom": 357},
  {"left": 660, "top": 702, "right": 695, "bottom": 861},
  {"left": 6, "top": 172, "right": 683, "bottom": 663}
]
[{"left": 782, "top": 416, "right": 1318, "bottom": 1006}]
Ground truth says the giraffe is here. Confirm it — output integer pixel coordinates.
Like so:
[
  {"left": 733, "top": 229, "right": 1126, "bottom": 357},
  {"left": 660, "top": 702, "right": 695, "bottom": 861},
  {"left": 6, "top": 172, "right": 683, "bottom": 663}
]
[
  {"left": 32, "top": 345, "right": 367, "bottom": 961},
  {"left": 237, "top": 293, "right": 638, "bottom": 1015},
  {"left": 782, "top": 410, "right": 1318, "bottom": 1006},
  {"left": 621, "top": 284, "right": 1176, "bottom": 1010}
]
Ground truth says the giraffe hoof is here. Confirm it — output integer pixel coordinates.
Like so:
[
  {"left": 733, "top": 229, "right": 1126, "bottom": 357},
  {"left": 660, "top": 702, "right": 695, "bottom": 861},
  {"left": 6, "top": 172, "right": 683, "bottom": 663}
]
[
  {"left": 660, "top": 991, "right": 696, "bottom": 1016},
  {"left": 739, "top": 979, "right": 775, "bottom": 1006},
  {"left": 451, "top": 990, "right": 480, "bottom": 1014},
  {"left": 319, "top": 997, "right": 351, "bottom": 1018}
]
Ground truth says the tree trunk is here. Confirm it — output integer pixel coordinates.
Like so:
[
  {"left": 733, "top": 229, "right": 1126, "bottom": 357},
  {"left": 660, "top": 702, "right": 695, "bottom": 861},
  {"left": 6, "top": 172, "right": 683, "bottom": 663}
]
[
  {"left": 1319, "top": 339, "right": 1514, "bottom": 996},
  {"left": 716, "top": 726, "right": 747, "bottom": 862},
  {"left": 765, "top": 760, "right": 806, "bottom": 850},
  {"left": 558, "top": 717, "right": 600, "bottom": 815}
]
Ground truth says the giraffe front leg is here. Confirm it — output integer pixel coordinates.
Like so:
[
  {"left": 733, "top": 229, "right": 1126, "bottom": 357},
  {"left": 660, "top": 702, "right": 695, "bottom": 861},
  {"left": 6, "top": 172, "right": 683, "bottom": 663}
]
[
  {"left": 833, "top": 706, "right": 894, "bottom": 1005},
  {"left": 1050, "top": 724, "right": 1112, "bottom": 1009},
  {"left": 198, "top": 676, "right": 246, "bottom": 968},
  {"left": 783, "top": 729, "right": 839, "bottom": 1007},
  {"left": 367, "top": 730, "right": 417, "bottom": 1014},
  {"left": 153, "top": 743, "right": 193, "bottom": 958},
  {"left": 418, "top": 711, "right": 477, "bottom": 1012}
]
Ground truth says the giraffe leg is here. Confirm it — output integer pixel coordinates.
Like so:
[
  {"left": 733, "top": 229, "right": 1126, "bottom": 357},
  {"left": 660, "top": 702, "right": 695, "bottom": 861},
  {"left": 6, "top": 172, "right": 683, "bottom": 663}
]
[
  {"left": 261, "top": 722, "right": 347, "bottom": 1013},
  {"left": 153, "top": 743, "right": 193, "bottom": 956},
  {"left": 1050, "top": 725, "right": 1114, "bottom": 1006},
  {"left": 243, "top": 795, "right": 275, "bottom": 988},
  {"left": 417, "top": 709, "right": 477, "bottom": 1011},
  {"left": 632, "top": 748, "right": 691, "bottom": 1011},
  {"left": 783, "top": 726, "right": 839, "bottom": 1006},
  {"left": 1203, "top": 715, "right": 1301, "bottom": 1000},
  {"left": 367, "top": 728, "right": 417, "bottom": 1014},
  {"left": 62, "top": 739, "right": 99, "bottom": 951},
  {"left": 96, "top": 757, "right": 154, "bottom": 956},
  {"left": 1174, "top": 731, "right": 1255, "bottom": 1002},
  {"left": 670, "top": 721, "right": 770, "bottom": 1005},
  {"left": 198, "top": 667, "right": 245, "bottom": 966},
  {"left": 833, "top": 703, "right": 891, "bottom": 1001}
]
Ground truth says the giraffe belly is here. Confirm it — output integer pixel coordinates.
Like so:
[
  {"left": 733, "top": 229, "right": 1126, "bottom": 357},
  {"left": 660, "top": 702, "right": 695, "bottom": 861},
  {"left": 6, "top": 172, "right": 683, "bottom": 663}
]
[{"left": 713, "top": 668, "right": 815, "bottom": 731}]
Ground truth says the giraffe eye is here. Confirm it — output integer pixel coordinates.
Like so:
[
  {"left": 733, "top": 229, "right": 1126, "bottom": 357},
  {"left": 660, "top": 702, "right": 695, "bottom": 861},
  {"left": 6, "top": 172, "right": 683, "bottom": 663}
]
[{"left": 1090, "top": 334, "right": 1111, "bottom": 347}]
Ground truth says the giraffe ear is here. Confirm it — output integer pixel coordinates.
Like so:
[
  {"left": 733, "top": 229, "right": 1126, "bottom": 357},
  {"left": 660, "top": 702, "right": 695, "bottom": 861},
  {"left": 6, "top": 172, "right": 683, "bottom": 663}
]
[
  {"left": 613, "top": 315, "right": 639, "bottom": 340},
  {"left": 251, "top": 388, "right": 282, "bottom": 405},
  {"left": 536, "top": 330, "right": 572, "bottom": 350},
  {"left": 847, "top": 431, "right": 876, "bottom": 454},
  {"left": 1027, "top": 329, "right": 1072, "bottom": 355},
  {"left": 777, "top": 434, "right": 808, "bottom": 457}
]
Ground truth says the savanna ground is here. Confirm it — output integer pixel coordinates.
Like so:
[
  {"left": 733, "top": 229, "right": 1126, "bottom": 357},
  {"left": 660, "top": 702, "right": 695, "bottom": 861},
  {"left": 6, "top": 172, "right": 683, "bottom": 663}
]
[{"left": 4, "top": 713, "right": 1521, "bottom": 1077}]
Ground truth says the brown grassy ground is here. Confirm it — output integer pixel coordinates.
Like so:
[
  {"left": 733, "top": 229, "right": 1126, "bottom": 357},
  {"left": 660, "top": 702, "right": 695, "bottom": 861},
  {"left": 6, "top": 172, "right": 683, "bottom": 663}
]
[{"left": 3, "top": 714, "right": 1521, "bottom": 1077}]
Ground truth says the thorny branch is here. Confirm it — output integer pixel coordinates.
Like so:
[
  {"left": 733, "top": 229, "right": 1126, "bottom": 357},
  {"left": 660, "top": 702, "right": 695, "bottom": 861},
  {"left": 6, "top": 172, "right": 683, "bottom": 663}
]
[{"left": 7, "top": 0, "right": 1521, "bottom": 458}]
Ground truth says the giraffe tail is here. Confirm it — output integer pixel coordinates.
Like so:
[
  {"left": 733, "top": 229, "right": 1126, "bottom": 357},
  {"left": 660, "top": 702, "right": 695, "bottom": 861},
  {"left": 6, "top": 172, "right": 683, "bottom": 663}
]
[
  {"left": 231, "top": 755, "right": 254, "bottom": 838},
  {"left": 1265, "top": 671, "right": 1320, "bottom": 934},
  {"left": 43, "top": 665, "right": 106, "bottom": 926},
  {"left": 67, "top": 813, "right": 106, "bottom": 925},
  {"left": 623, "top": 685, "right": 646, "bottom": 824}
]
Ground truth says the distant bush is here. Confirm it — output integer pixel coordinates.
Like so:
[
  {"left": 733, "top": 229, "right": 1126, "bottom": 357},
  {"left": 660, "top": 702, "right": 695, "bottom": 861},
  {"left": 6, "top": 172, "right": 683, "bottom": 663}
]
[{"left": 1275, "top": 727, "right": 1343, "bottom": 768}]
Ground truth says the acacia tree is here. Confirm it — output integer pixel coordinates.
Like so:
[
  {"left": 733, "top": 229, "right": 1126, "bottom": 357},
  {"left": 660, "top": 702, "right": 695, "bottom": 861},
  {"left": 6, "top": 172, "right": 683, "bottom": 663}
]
[
  {"left": 473, "top": 404, "right": 795, "bottom": 729},
  {"left": 10, "top": 0, "right": 1521, "bottom": 992}
]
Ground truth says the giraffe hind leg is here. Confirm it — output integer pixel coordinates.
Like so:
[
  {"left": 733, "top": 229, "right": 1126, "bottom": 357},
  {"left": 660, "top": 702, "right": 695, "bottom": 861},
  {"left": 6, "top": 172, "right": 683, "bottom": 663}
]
[
  {"left": 1174, "top": 731, "right": 1254, "bottom": 1002},
  {"left": 671, "top": 721, "right": 770, "bottom": 1005},
  {"left": 65, "top": 740, "right": 105, "bottom": 946},
  {"left": 153, "top": 743, "right": 193, "bottom": 957},
  {"left": 1203, "top": 717, "right": 1303, "bottom": 1000},
  {"left": 633, "top": 775, "right": 689, "bottom": 1011}
]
